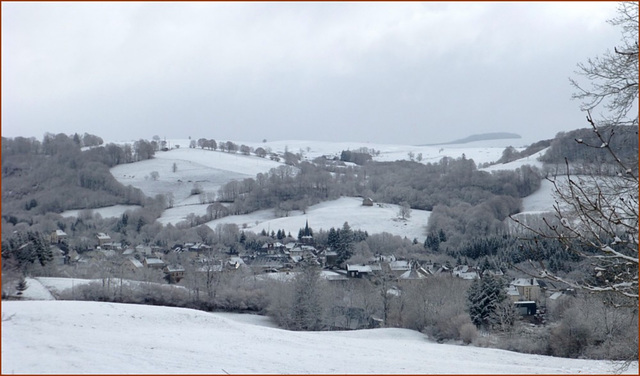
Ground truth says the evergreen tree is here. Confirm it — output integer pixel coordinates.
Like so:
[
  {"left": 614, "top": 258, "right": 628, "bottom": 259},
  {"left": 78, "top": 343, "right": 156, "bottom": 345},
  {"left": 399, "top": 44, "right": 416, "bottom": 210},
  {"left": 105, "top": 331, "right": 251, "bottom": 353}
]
[
  {"left": 335, "top": 222, "right": 354, "bottom": 265},
  {"left": 327, "top": 227, "right": 339, "bottom": 249},
  {"left": 5, "top": 231, "right": 52, "bottom": 269},
  {"left": 136, "top": 217, "right": 145, "bottom": 233},
  {"left": 424, "top": 232, "right": 440, "bottom": 252},
  {"left": 438, "top": 228, "right": 447, "bottom": 242},
  {"left": 467, "top": 274, "right": 506, "bottom": 329}
]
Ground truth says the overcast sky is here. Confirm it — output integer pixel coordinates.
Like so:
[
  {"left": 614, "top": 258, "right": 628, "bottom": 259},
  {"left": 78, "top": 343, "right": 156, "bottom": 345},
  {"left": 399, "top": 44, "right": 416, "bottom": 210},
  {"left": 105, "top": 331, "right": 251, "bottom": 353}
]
[{"left": 2, "top": 2, "right": 622, "bottom": 145}]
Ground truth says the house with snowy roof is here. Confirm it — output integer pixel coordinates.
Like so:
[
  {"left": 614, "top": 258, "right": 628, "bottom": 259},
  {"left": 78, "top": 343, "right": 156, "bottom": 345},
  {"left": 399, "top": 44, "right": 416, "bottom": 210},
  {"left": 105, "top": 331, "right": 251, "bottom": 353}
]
[
  {"left": 346, "top": 264, "right": 373, "bottom": 278},
  {"left": 96, "top": 233, "right": 111, "bottom": 246},
  {"left": 143, "top": 257, "right": 165, "bottom": 269},
  {"left": 163, "top": 265, "right": 185, "bottom": 283},
  {"left": 50, "top": 229, "right": 68, "bottom": 244},
  {"left": 126, "top": 257, "right": 144, "bottom": 273},
  {"left": 452, "top": 265, "right": 480, "bottom": 280},
  {"left": 398, "top": 267, "right": 429, "bottom": 281},
  {"left": 260, "top": 241, "right": 286, "bottom": 255},
  {"left": 509, "top": 278, "right": 541, "bottom": 302},
  {"left": 389, "top": 260, "right": 412, "bottom": 277}
]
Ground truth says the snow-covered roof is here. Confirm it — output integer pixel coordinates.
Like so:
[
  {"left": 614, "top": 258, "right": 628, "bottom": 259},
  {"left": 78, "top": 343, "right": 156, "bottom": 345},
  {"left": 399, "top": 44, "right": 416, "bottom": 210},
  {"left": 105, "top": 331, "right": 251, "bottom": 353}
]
[
  {"left": 347, "top": 264, "right": 372, "bottom": 273},
  {"left": 399, "top": 269, "right": 427, "bottom": 280},
  {"left": 144, "top": 258, "right": 164, "bottom": 265},
  {"left": 507, "top": 285, "right": 520, "bottom": 296},
  {"left": 96, "top": 233, "right": 111, "bottom": 240},
  {"left": 389, "top": 260, "right": 411, "bottom": 270},
  {"left": 549, "top": 292, "right": 563, "bottom": 300},
  {"left": 55, "top": 229, "right": 67, "bottom": 236},
  {"left": 128, "top": 258, "right": 144, "bottom": 268},
  {"left": 368, "top": 263, "right": 382, "bottom": 272},
  {"left": 452, "top": 265, "right": 478, "bottom": 279},
  {"left": 321, "top": 271, "right": 348, "bottom": 281},
  {"left": 511, "top": 278, "right": 539, "bottom": 287},
  {"left": 454, "top": 271, "right": 479, "bottom": 280},
  {"left": 100, "top": 249, "right": 117, "bottom": 258}
]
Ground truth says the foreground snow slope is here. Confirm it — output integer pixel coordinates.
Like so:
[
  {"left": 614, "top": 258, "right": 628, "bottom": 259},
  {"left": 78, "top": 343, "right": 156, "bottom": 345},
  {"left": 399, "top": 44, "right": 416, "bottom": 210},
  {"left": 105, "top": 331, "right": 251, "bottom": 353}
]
[{"left": 2, "top": 301, "right": 636, "bottom": 374}]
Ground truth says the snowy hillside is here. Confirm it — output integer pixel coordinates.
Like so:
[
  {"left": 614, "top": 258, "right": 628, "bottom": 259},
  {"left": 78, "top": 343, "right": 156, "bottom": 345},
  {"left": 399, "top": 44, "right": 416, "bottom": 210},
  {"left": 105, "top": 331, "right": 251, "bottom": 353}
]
[
  {"left": 241, "top": 139, "right": 516, "bottom": 165},
  {"left": 104, "top": 139, "right": 548, "bottom": 231},
  {"left": 111, "top": 147, "right": 284, "bottom": 205},
  {"left": 202, "top": 196, "right": 431, "bottom": 242},
  {"left": 2, "top": 300, "right": 636, "bottom": 374},
  {"left": 59, "top": 204, "right": 142, "bottom": 219},
  {"left": 480, "top": 147, "right": 548, "bottom": 173}
]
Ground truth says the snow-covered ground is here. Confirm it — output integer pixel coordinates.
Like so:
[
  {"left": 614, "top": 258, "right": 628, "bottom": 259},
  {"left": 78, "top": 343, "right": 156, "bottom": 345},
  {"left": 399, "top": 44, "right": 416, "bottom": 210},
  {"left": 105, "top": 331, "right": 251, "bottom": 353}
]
[
  {"left": 480, "top": 147, "right": 548, "bottom": 173},
  {"left": 204, "top": 196, "right": 431, "bottom": 242},
  {"left": 9, "top": 278, "right": 56, "bottom": 301},
  {"left": 520, "top": 179, "right": 558, "bottom": 214},
  {"left": 59, "top": 204, "right": 142, "bottom": 219},
  {"left": 110, "top": 148, "right": 282, "bottom": 206},
  {"left": 3, "top": 300, "right": 636, "bottom": 374}
]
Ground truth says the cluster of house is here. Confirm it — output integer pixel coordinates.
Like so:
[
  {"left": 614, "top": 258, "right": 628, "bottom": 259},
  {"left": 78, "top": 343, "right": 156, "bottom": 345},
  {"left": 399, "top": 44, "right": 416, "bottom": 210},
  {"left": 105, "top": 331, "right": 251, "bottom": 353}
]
[{"left": 49, "top": 229, "right": 566, "bottom": 318}]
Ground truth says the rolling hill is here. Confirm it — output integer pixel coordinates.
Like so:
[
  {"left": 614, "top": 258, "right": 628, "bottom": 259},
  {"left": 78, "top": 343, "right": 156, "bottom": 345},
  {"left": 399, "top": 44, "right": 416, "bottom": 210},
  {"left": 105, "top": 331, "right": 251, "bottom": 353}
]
[{"left": 2, "top": 300, "right": 636, "bottom": 374}]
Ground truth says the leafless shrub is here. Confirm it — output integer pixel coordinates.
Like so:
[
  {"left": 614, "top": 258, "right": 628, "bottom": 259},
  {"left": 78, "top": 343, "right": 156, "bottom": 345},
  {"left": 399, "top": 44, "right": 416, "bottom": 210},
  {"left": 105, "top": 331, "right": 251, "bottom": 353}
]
[{"left": 459, "top": 322, "right": 478, "bottom": 344}]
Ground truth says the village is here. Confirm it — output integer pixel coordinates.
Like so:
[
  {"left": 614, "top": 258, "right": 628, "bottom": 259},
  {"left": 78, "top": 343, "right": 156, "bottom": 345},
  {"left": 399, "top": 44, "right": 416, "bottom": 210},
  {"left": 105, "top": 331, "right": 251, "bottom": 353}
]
[{"left": 46, "top": 223, "right": 567, "bottom": 328}]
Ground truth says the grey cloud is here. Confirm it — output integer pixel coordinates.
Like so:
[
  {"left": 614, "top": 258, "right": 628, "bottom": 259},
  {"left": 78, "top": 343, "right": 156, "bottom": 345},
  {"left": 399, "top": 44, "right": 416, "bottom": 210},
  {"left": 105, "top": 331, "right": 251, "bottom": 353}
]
[{"left": 2, "top": 2, "right": 621, "bottom": 145}]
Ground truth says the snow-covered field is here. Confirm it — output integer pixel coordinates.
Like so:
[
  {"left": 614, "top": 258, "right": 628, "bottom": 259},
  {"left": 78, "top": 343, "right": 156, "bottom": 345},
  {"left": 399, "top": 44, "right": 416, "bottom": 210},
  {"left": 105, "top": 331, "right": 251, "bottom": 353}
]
[
  {"left": 111, "top": 148, "right": 282, "bottom": 205},
  {"left": 3, "top": 300, "right": 636, "bottom": 374},
  {"left": 520, "top": 179, "right": 557, "bottom": 214},
  {"left": 480, "top": 147, "right": 547, "bottom": 173},
  {"left": 59, "top": 204, "right": 142, "bottom": 219},
  {"left": 204, "top": 196, "right": 431, "bottom": 242}
]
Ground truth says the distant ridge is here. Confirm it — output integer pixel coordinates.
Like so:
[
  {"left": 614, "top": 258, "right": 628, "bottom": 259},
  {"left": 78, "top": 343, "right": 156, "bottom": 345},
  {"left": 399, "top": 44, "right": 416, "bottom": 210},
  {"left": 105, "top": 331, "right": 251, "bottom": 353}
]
[{"left": 421, "top": 132, "right": 522, "bottom": 146}]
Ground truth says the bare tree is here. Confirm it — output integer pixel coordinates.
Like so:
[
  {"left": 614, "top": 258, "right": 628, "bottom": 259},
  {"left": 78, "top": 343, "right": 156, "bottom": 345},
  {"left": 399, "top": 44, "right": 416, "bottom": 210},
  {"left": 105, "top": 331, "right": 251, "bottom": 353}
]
[
  {"left": 398, "top": 201, "right": 412, "bottom": 220},
  {"left": 512, "top": 3, "right": 638, "bottom": 300},
  {"left": 569, "top": 2, "right": 638, "bottom": 128}
]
